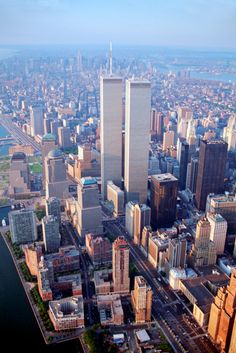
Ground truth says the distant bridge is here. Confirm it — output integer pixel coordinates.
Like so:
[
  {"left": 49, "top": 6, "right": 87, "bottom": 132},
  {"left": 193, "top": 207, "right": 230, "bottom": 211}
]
[{"left": 0, "top": 137, "right": 14, "bottom": 142}]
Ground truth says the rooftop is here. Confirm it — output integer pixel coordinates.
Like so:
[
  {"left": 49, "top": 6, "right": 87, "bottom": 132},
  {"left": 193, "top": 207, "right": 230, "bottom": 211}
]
[
  {"left": 80, "top": 176, "right": 97, "bottom": 186},
  {"left": 49, "top": 296, "right": 84, "bottom": 320},
  {"left": 180, "top": 271, "right": 229, "bottom": 309},
  {"left": 136, "top": 275, "right": 148, "bottom": 287},
  {"left": 207, "top": 213, "right": 227, "bottom": 222},
  {"left": 47, "top": 148, "right": 63, "bottom": 159},
  {"left": 11, "top": 152, "right": 26, "bottom": 161},
  {"left": 113, "top": 236, "right": 129, "bottom": 250},
  {"left": 152, "top": 173, "right": 178, "bottom": 183},
  {"left": 42, "top": 133, "right": 56, "bottom": 141}
]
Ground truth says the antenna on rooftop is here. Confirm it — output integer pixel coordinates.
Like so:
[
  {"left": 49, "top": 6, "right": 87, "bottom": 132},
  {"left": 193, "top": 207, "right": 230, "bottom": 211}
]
[{"left": 109, "top": 41, "right": 113, "bottom": 76}]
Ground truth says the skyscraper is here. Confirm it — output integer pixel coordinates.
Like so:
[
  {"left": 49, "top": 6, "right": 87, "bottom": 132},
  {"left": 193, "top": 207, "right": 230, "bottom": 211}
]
[
  {"left": 229, "top": 314, "right": 236, "bottom": 353},
  {"left": 9, "top": 209, "right": 37, "bottom": 244},
  {"left": 45, "top": 197, "right": 61, "bottom": 225},
  {"left": 190, "top": 218, "right": 217, "bottom": 267},
  {"left": 208, "top": 269, "right": 236, "bottom": 352},
  {"left": 223, "top": 114, "right": 236, "bottom": 152},
  {"left": 131, "top": 276, "right": 152, "bottom": 323},
  {"left": 206, "top": 193, "right": 236, "bottom": 233},
  {"left": 100, "top": 76, "right": 123, "bottom": 199},
  {"left": 112, "top": 236, "right": 130, "bottom": 294},
  {"left": 195, "top": 140, "right": 228, "bottom": 211},
  {"left": 177, "top": 138, "right": 189, "bottom": 190},
  {"left": 177, "top": 107, "right": 193, "bottom": 141},
  {"left": 133, "top": 204, "right": 151, "bottom": 245},
  {"left": 188, "top": 156, "right": 199, "bottom": 193},
  {"left": 41, "top": 133, "right": 57, "bottom": 189},
  {"left": 50, "top": 120, "right": 60, "bottom": 142},
  {"left": 141, "top": 226, "right": 152, "bottom": 255},
  {"left": 125, "top": 201, "right": 136, "bottom": 237},
  {"left": 150, "top": 109, "right": 163, "bottom": 140},
  {"left": 125, "top": 201, "right": 151, "bottom": 242},
  {"left": 58, "top": 126, "right": 71, "bottom": 149},
  {"left": 45, "top": 149, "right": 69, "bottom": 199},
  {"left": 30, "top": 105, "right": 44, "bottom": 136},
  {"left": 150, "top": 173, "right": 178, "bottom": 229},
  {"left": 207, "top": 213, "right": 227, "bottom": 255},
  {"left": 168, "top": 237, "right": 187, "bottom": 268},
  {"left": 44, "top": 118, "right": 52, "bottom": 134},
  {"left": 107, "top": 181, "right": 124, "bottom": 217},
  {"left": 8, "top": 152, "right": 30, "bottom": 197},
  {"left": 76, "top": 177, "right": 103, "bottom": 237},
  {"left": 124, "top": 79, "right": 151, "bottom": 203},
  {"left": 42, "top": 215, "right": 60, "bottom": 253},
  {"left": 163, "top": 130, "right": 175, "bottom": 151}
]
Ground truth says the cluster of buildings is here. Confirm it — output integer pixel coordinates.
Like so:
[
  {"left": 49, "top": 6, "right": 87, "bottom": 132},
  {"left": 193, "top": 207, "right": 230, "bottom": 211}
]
[{"left": 3, "top": 48, "right": 236, "bottom": 349}]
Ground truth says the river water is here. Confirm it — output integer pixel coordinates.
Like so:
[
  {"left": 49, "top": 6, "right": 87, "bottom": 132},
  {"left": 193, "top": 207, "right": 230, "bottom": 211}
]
[
  {"left": 0, "top": 124, "right": 13, "bottom": 156},
  {"left": 0, "top": 231, "right": 83, "bottom": 353}
]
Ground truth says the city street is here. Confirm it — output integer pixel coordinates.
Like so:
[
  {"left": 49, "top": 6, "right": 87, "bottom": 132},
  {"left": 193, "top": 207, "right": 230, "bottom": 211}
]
[{"left": 104, "top": 218, "right": 219, "bottom": 353}]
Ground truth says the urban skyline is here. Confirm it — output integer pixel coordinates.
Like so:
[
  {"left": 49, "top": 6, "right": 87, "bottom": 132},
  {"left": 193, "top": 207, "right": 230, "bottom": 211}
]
[{"left": 1, "top": 2, "right": 236, "bottom": 353}]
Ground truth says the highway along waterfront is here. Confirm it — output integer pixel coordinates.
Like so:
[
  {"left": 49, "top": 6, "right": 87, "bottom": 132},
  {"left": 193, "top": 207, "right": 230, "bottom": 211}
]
[{"left": 0, "top": 235, "right": 83, "bottom": 353}]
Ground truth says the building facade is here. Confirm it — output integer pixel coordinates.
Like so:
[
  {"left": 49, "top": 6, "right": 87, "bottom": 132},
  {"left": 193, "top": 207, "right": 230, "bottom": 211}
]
[
  {"left": 208, "top": 269, "right": 236, "bottom": 352},
  {"left": 42, "top": 215, "right": 60, "bottom": 253},
  {"left": 86, "top": 233, "right": 112, "bottom": 265},
  {"left": 100, "top": 76, "right": 123, "bottom": 199},
  {"left": 124, "top": 79, "right": 151, "bottom": 203},
  {"left": 207, "top": 213, "right": 227, "bottom": 255},
  {"left": 45, "top": 149, "right": 69, "bottom": 199},
  {"left": 195, "top": 140, "right": 227, "bottom": 211},
  {"left": 112, "top": 236, "right": 130, "bottom": 294},
  {"left": 9, "top": 152, "right": 30, "bottom": 197},
  {"left": 30, "top": 105, "right": 44, "bottom": 136},
  {"left": 9, "top": 209, "right": 37, "bottom": 244},
  {"left": 76, "top": 177, "right": 103, "bottom": 237},
  {"left": 150, "top": 173, "right": 178, "bottom": 229},
  {"left": 131, "top": 276, "right": 152, "bottom": 323}
]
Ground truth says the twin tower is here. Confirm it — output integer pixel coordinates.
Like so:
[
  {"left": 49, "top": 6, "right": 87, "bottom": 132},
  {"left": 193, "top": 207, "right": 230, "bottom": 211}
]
[{"left": 100, "top": 76, "right": 151, "bottom": 204}]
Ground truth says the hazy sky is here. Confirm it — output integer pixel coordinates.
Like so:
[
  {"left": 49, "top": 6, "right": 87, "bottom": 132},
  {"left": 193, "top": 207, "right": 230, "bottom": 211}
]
[{"left": 0, "top": 0, "right": 235, "bottom": 49}]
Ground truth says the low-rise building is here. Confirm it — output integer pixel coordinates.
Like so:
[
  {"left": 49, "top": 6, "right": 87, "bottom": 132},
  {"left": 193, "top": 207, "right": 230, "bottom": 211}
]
[
  {"left": 49, "top": 296, "right": 84, "bottom": 331},
  {"left": 43, "top": 246, "right": 80, "bottom": 273},
  {"left": 97, "top": 294, "right": 124, "bottom": 326},
  {"left": 169, "top": 268, "right": 187, "bottom": 290},
  {"left": 23, "top": 242, "right": 43, "bottom": 276},
  {"left": 94, "top": 269, "right": 112, "bottom": 295},
  {"left": 179, "top": 271, "right": 229, "bottom": 327},
  {"left": 86, "top": 233, "right": 112, "bottom": 266}
]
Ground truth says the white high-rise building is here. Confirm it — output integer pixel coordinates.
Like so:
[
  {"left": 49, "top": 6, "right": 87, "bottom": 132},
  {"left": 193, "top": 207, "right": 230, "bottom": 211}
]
[
  {"left": 124, "top": 79, "right": 151, "bottom": 203},
  {"left": 30, "top": 106, "right": 44, "bottom": 136},
  {"left": 163, "top": 130, "right": 175, "bottom": 151},
  {"left": 207, "top": 213, "right": 227, "bottom": 255},
  {"left": 223, "top": 115, "right": 236, "bottom": 151},
  {"left": 100, "top": 76, "right": 123, "bottom": 199}
]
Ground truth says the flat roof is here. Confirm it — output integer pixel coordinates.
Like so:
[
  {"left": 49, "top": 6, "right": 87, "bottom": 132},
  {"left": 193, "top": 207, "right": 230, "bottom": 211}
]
[
  {"left": 180, "top": 272, "right": 229, "bottom": 308},
  {"left": 152, "top": 173, "right": 178, "bottom": 182},
  {"left": 136, "top": 329, "right": 150, "bottom": 343}
]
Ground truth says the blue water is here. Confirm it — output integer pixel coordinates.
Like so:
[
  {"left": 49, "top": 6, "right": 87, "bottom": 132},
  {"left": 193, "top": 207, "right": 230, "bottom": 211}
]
[
  {"left": 0, "top": 236, "right": 82, "bottom": 353},
  {"left": 157, "top": 64, "right": 236, "bottom": 82},
  {"left": 0, "top": 206, "right": 11, "bottom": 225},
  {"left": 0, "top": 124, "right": 13, "bottom": 156}
]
